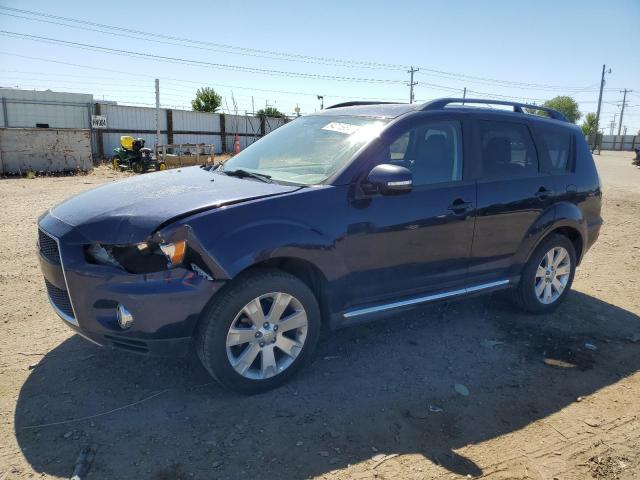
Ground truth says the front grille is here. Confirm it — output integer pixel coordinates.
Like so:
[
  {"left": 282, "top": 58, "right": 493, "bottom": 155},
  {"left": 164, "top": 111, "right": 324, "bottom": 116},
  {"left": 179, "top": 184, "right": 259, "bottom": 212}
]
[
  {"left": 45, "top": 279, "right": 75, "bottom": 319},
  {"left": 38, "top": 228, "right": 61, "bottom": 264}
]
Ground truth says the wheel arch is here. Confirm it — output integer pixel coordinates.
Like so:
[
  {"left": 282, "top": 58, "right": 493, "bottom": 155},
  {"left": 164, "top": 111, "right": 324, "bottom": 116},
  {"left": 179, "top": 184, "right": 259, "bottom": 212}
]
[
  {"left": 511, "top": 202, "right": 587, "bottom": 280},
  {"left": 240, "top": 257, "right": 331, "bottom": 327},
  {"left": 198, "top": 256, "right": 332, "bottom": 333},
  {"left": 526, "top": 215, "right": 586, "bottom": 266}
]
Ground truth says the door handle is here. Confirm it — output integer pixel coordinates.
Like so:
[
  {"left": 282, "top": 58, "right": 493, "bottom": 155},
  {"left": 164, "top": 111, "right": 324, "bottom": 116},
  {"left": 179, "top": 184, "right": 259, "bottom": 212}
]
[
  {"left": 448, "top": 199, "right": 473, "bottom": 215},
  {"left": 535, "top": 187, "right": 554, "bottom": 200}
]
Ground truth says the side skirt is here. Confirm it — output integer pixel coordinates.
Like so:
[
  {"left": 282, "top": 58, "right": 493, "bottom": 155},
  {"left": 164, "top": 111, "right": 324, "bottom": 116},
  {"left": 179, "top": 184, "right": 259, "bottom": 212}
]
[{"left": 338, "top": 279, "right": 510, "bottom": 327}]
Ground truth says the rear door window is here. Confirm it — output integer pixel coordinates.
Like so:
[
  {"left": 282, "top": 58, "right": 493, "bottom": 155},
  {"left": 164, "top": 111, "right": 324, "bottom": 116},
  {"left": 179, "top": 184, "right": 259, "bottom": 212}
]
[
  {"left": 538, "top": 129, "right": 573, "bottom": 172},
  {"left": 479, "top": 121, "right": 538, "bottom": 178}
]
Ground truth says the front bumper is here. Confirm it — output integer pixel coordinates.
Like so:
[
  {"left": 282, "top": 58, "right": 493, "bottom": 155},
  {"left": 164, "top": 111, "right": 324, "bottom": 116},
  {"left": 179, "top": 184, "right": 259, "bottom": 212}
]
[{"left": 37, "top": 213, "right": 224, "bottom": 356}]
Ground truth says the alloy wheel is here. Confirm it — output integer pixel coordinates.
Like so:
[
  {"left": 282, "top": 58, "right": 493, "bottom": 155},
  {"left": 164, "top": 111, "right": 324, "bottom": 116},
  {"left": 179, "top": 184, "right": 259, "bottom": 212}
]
[
  {"left": 534, "top": 246, "right": 571, "bottom": 304},
  {"left": 225, "top": 292, "right": 308, "bottom": 380}
]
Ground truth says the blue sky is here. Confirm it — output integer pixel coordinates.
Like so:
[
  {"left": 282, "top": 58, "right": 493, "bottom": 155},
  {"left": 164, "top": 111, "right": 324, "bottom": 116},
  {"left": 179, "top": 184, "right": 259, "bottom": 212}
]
[{"left": 1, "top": 0, "right": 638, "bottom": 132}]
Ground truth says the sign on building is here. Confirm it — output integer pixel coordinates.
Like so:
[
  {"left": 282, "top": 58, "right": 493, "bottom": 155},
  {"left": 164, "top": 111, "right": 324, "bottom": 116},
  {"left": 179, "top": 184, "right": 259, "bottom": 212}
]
[{"left": 91, "top": 115, "right": 107, "bottom": 129}]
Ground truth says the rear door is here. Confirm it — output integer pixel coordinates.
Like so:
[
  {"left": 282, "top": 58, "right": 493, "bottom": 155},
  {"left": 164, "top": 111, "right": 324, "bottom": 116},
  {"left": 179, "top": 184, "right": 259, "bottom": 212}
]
[{"left": 468, "top": 117, "right": 555, "bottom": 283}]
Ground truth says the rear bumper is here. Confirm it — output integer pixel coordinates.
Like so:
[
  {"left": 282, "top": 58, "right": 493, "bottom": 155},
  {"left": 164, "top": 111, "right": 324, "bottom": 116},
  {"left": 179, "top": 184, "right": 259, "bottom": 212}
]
[
  {"left": 585, "top": 217, "right": 603, "bottom": 257},
  {"left": 38, "top": 213, "right": 224, "bottom": 357}
]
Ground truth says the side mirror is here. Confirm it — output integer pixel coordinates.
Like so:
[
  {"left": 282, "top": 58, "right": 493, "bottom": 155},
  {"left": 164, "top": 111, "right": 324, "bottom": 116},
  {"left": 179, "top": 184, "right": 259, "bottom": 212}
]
[{"left": 366, "top": 164, "right": 413, "bottom": 194}]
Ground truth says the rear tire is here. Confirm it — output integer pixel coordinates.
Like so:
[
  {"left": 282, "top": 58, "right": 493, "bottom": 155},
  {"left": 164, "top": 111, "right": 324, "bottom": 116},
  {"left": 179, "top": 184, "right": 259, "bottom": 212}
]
[
  {"left": 512, "top": 234, "right": 576, "bottom": 314},
  {"left": 195, "top": 269, "right": 321, "bottom": 394}
]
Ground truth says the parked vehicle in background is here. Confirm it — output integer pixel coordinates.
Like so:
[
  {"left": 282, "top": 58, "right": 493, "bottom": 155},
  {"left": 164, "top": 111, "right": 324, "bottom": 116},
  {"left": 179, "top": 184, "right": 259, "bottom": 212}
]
[{"left": 37, "top": 98, "right": 602, "bottom": 394}]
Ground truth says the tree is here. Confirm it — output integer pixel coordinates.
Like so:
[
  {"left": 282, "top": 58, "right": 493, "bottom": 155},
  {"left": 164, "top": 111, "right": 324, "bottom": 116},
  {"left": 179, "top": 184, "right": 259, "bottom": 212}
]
[
  {"left": 581, "top": 112, "right": 598, "bottom": 136},
  {"left": 256, "top": 107, "right": 284, "bottom": 118},
  {"left": 541, "top": 96, "right": 582, "bottom": 124},
  {"left": 191, "top": 87, "right": 222, "bottom": 113}
]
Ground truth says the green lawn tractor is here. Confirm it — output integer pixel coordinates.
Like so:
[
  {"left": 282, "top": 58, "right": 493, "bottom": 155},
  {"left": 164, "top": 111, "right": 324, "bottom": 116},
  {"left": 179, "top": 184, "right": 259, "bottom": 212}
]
[{"left": 112, "top": 136, "right": 166, "bottom": 173}]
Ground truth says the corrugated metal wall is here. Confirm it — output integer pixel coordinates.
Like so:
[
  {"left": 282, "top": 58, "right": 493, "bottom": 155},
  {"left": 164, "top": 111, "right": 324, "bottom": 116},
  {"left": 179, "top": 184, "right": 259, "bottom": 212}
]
[
  {"left": 99, "top": 104, "right": 168, "bottom": 154},
  {"left": 601, "top": 135, "right": 638, "bottom": 151},
  {"left": 172, "top": 134, "right": 221, "bottom": 153},
  {"left": 100, "top": 104, "right": 167, "bottom": 130},
  {"left": 5, "top": 102, "right": 89, "bottom": 128},
  {"left": 95, "top": 104, "right": 286, "bottom": 156},
  {"left": 1, "top": 89, "right": 93, "bottom": 129},
  {"left": 0, "top": 89, "right": 289, "bottom": 160},
  {"left": 1, "top": 89, "right": 92, "bottom": 103},
  {"left": 265, "top": 117, "right": 285, "bottom": 133},
  {"left": 172, "top": 110, "right": 220, "bottom": 132}
]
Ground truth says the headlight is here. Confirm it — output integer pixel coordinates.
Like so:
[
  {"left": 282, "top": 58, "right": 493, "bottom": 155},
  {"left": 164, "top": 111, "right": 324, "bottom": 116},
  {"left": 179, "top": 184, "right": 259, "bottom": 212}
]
[
  {"left": 85, "top": 240, "right": 187, "bottom": 273},
  {"left": 159, "top": 240, "right": 186, "bottom": 266}
]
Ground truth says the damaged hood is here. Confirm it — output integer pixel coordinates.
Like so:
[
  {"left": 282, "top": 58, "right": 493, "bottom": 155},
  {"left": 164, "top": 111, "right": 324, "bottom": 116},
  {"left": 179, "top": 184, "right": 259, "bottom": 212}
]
[{"left": 50, "top": 166, "right": 301, "bottom": 244}]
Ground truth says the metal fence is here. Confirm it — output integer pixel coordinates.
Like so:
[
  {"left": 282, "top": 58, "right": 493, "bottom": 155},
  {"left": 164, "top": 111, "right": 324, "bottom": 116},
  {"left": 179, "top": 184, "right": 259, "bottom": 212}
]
[
  {"left": 94, "top": 103, "right": 286, "bottom": 158},
  {"left": 1, "top": 91, "right": 288, "bottom": 161},
  {"left": 600, "top": 135, "right": 638, "bottom": 151}
]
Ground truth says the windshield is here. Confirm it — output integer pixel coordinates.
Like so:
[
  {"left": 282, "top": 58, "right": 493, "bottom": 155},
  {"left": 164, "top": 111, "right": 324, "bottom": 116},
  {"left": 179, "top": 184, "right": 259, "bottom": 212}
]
[{"left": 220, "top": 115, "right": 389, "bottom": 185}]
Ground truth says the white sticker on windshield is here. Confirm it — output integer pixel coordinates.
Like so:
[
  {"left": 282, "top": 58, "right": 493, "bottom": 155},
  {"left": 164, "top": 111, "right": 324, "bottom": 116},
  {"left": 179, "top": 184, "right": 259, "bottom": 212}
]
[{"left": 321, "top": 122, "right": 361, "bottom": 135}]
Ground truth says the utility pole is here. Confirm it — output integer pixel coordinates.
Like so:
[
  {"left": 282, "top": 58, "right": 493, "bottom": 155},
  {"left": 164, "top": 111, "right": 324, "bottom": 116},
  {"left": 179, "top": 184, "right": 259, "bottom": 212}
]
[
  {"left": 155, "top": 78, "right": 160, "bottom": 148},
  {"left": 251, "top": 96, "right": 255, "bottom": 115},
  {"left": 609, "top": 113, "right": 618, "bottom": 135},
  {"left": 407, "top": 66, "right": 419, "bottom": 104},
  {"left": 618, "top": 89, "right": 632, "bottom": 136},
  {"left": 595, "top": 64, "right": 611, "bottom": 133},
  {"left": 462, "top": 87, "right": 467, "bottom": 105}
]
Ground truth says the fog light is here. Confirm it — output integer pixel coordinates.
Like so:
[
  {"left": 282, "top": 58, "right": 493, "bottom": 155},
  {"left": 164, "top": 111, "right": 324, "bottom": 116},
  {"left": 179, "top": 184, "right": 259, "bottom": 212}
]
[{"left": 116, "top": 304, "right": 134, "bottom": 329}]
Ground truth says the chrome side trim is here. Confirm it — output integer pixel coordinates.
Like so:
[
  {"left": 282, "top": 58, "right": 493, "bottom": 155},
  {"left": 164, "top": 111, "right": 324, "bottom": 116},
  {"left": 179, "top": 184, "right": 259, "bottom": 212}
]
[
  {"left": 40, "top": 227, "right": 80, "bottom": 326},
  {"left": 465, "top": 280, "right": 509, "bottom": 293},
  {"left": 343, "top": 279, "right": 510, "bottom": 319}
]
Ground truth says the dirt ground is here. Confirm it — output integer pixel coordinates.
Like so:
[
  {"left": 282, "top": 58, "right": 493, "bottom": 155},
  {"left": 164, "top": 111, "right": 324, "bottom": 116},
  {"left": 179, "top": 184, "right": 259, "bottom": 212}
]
[{"left": 1, "top": 152, "right": 639, "bottom": 480}]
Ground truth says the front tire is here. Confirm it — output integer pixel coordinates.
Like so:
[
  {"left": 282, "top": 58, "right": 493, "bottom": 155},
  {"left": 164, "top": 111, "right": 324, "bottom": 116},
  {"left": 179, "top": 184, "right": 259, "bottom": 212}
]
[
  {"left": 195, "top": 269, "right": 321, "bottom": 394},
  {"left": 512, "top": 234, "right": 576, "bottom": 314}
]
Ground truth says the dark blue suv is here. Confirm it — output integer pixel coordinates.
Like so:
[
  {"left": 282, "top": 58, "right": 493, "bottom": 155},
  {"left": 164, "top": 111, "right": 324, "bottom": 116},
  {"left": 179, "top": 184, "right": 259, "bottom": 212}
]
[{"left": 37, "top": 98, "right": 602, "bottom": 393}]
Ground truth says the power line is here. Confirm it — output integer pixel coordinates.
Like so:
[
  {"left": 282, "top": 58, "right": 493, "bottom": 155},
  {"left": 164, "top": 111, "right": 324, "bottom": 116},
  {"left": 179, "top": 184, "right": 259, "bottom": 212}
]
[
  {"left": 416, "top": 70, "right": 602, "bottom": 92},
  {"left": 0, "top": 11, "right": 406, "bottom": 72},
  {"left": 0, "top": 6, "right": 406, "bottom": 71},
  {"left": 0, "top": 30, "right": 408, "bottom": 85},
  {"left": 0, "top": 61, "right": 412, "bottom": 102},
  {"left": 0, "top": 6, "right": 616, "bottom": 92}
]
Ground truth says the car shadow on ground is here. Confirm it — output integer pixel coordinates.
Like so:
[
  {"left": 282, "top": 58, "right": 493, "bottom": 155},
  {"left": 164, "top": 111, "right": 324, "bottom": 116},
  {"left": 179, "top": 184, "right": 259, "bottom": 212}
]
[{"left": 13, "top": 290, "right": 640, "bottom": 479}]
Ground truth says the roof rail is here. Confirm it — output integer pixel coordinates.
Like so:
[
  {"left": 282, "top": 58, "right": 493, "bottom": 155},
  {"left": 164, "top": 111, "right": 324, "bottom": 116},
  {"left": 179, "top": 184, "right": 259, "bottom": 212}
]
[
  {"left": 421, "top": 98, "right": 569, "bottom": 122},
  {"left": 325, "top": 101, "right": 403, "bottom": 109}
]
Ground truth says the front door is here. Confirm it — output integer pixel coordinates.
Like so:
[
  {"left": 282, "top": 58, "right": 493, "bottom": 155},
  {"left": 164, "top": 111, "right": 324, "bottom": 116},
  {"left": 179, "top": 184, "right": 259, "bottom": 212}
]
[{"left": 343, "top": 116, "right": 476, "bottom": 310}]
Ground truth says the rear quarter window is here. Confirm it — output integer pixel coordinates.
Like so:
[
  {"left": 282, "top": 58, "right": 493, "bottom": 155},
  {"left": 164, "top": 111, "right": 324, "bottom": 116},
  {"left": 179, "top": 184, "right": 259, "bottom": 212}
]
[{"left": 537, "top": 129, "right": 573, "bottom": 173}]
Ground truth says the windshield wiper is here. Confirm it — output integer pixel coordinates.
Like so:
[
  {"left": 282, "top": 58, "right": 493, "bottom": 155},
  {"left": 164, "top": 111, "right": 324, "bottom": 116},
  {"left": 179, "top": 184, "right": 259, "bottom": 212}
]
[{"left": 222, "top": 168, "right": 273, "bottom": 183}]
